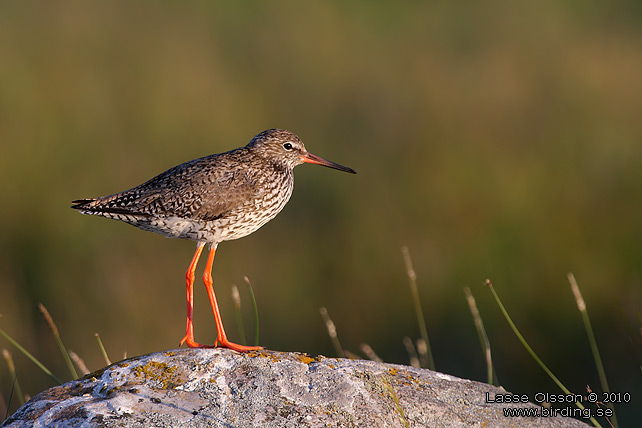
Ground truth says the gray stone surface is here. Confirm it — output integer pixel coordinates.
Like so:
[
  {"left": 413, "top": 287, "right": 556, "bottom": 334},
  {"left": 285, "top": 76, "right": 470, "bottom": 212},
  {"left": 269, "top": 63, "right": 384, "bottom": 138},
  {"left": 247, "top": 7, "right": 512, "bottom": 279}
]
[{"left": 2, "top": 349, "right": 590, "bottom": 427}]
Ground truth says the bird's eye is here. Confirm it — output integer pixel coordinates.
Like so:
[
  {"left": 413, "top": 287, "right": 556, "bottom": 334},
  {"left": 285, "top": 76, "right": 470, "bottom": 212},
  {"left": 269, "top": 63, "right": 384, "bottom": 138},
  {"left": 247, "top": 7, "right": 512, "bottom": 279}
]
[{"left": 283, "top": 142, "right": 293, "bottom": 150}]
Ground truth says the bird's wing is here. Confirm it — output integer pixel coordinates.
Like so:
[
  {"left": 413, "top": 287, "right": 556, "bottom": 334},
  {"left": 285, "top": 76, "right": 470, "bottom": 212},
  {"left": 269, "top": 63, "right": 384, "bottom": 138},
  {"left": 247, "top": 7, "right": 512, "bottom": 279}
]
[
  {"left": 71, "top": 154, "right": 261, "bottom": 221},
  {"left": 195, "top": 171, "right": 260, "bottom": 221}
]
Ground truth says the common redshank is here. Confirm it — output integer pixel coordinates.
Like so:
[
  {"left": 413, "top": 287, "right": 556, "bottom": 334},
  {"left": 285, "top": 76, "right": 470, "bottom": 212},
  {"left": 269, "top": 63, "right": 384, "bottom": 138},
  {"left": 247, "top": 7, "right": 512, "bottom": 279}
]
[{"left": 72, "top": 129, "right": 356, "bottom": 352}]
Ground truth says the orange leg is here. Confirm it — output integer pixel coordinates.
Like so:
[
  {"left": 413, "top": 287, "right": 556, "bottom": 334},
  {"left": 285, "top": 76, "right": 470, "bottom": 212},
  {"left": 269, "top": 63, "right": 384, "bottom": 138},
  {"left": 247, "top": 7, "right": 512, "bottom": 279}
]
[
  {"left": 180, "top": 242, "right": 212, "bottom": 348},
  {"left": 202, "top": 244, "right": 262, "bottom": 352}
]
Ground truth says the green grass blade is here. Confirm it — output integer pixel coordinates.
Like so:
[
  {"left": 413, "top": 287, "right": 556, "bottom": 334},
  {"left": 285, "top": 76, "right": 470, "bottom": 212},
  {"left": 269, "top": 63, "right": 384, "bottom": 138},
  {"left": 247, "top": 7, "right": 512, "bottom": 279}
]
[
  {"left": 1, "top": 380, "right": 7, "bottom": 421},
  {"left": 243, "top": 276, "right": 260, "bottom": 347},
  {"left": 485, "top": 279, "right": 602, "bottom": 428},
  {"left": 401, "top": 246, "right": 435, "bottom": 370},
  {"left": 0, "top": 327, "right": 62, "bottom": 384},
  {"left": 94, "top": 333, "right": 111, "bottom": 366},
  {"left": 4, "top": 375, "right": 17, "bottom": 420},
  {"left": 2, "top": 351, "right": 24, "bottom": 406},
  {"left": 38, "top": 304, "right": 78, "bottom": 380},
  {"left": 568, "top": 273, "right": 618, "bottom": 428}
]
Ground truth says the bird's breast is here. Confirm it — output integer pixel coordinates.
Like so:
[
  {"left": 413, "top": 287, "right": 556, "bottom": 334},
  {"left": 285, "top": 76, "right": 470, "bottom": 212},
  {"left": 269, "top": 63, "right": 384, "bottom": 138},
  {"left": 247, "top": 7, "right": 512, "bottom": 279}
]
[
  {"left": 188, "top": 170, "right": 295, "bottom": 244},
  {"left": 221, "top": 172, "right": 294, "bottom": 240}
]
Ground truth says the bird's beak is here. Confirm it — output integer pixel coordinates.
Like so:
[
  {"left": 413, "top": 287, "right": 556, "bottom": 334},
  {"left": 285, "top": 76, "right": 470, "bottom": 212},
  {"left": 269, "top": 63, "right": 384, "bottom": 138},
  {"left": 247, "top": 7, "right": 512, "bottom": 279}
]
[{"left": 301, "top": 152, "right": 356, "bottom": 174}]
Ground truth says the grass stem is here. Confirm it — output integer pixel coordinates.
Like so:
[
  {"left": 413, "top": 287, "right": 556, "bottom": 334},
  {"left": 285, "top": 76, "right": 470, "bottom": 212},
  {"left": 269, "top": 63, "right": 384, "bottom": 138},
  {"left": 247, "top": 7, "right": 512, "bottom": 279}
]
[
  {"left": 231, "top": 285, "right": 247, "bottom": 345},
  {"left": 38, "top": 303, "right": 78, "bottom": 380},
  {"left": 464, "top": 287, "right": 496, "bottom": 385},
  {"left": 0, "top": 379, "right": 6, "bottom": 421},
  {"left": 416, "top": 338, "right": 430, "bottom": 369},
  {"left": 401, "top": 246, "right": 434, "bottom": 370},
  {"left": 360, "top": 343, "right": 382, "bottom": 362},
  {"left": 568, "top": 273, "right": 618, "bottom": 428},
  {"left": 485, "top": 279, "right": 602, "bottom": 428},
  {"left": 320, "top": 306, "right": 344, "bottom": 358},
  {"left": 2, "top": 350, "right": 24, "bottom": 406},
  {"left": 402, "top": 336, "right": 420, "bottom": 368},
  {"left": 68, "top": 350, "right": 90, "bottom": 376},
  {"left": 0, "top": 327, "right": 62, "bottom": 384},
  {"left": 94, "top": 333, "right": 111, "bottom": 366},
  {"left": 3, "top": 375, "right": 14, "bottom": 421},
  {"left": 243, "top": 276, "right": 260, "bottom": 347}
]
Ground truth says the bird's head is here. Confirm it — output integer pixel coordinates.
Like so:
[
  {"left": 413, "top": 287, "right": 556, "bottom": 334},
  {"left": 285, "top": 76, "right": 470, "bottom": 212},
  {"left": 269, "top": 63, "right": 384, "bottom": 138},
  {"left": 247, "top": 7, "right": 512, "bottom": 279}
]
[{"left": 247, "top": 129, "right": 356, "bottom": 174}]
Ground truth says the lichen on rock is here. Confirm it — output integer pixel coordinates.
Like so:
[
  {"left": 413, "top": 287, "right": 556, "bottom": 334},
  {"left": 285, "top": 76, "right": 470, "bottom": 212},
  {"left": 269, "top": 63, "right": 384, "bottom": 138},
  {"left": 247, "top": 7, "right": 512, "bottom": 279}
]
[{"left": 1, "top": 348, "right": 590, "bottom": 428}]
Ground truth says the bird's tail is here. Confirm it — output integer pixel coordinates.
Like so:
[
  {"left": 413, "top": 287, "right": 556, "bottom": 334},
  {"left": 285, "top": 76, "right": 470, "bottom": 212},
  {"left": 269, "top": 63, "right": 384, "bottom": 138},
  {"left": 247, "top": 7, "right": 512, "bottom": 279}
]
[
  {"left": 71, "top": 199, "right": 95, "bottom": 209},
  {"left": 70, "top": 196, "right": 149, "bottom": 217}
]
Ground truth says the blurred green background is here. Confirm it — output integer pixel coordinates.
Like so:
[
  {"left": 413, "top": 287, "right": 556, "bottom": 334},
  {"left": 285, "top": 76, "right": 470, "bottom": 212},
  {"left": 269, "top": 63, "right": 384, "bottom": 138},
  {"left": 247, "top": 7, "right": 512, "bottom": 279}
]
[{"left": 1, "top": 1, "right": 640, "bottom": 424}]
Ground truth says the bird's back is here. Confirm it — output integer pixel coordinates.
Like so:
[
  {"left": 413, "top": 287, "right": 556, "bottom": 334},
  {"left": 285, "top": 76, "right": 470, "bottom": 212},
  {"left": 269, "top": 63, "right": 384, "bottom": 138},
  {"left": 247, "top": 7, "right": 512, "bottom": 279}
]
[{"left": 72, "top": 147, "right": 295, "bottom": 244}]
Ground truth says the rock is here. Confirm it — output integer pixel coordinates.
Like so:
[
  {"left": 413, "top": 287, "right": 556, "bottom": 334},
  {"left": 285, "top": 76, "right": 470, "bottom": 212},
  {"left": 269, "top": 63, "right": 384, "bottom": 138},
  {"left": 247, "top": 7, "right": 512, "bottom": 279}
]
[{"left": 2, "top": 348, "right": 590, "bottom": 427}]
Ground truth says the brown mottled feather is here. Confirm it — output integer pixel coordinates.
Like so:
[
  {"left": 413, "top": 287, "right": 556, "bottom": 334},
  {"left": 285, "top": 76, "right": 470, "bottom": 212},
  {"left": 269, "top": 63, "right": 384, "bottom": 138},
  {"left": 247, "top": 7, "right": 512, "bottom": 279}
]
[{"left": 72, "top": 129, "right": 355, "bottom": 244}]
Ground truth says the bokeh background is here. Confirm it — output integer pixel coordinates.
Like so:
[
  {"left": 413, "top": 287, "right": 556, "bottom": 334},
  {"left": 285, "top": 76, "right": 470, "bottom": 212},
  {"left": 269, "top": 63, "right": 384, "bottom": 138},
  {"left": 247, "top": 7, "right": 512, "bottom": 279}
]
[{"left": 1, "top": 1, "right": 640, "bottom": 424}]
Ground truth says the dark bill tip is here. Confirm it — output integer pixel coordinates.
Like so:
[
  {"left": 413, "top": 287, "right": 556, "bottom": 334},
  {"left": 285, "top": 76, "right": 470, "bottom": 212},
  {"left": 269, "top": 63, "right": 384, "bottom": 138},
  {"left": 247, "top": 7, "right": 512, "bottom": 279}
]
[{"left": 301, "top": 152, "right": 356, "bottom": 174}]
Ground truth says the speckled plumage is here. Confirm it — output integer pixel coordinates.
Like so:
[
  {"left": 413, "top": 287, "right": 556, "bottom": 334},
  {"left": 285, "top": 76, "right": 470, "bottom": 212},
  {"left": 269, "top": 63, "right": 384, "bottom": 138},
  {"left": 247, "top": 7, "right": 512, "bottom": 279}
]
[
  {"left": 72, "top": 129, "right": 355, "bottom": 245},
  {"left": 72, "top": 128, "right": 355, "bottom": 351}
]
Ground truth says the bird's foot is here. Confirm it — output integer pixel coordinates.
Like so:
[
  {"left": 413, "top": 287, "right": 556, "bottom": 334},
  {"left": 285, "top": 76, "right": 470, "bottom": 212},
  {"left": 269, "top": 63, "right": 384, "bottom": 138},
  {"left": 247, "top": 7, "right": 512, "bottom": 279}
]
[
  {"left": 180, "top": 335, "right": 214, "bottom": 349},
  {"left": 215, "top": 337, "right": 262, "bottom": 352},
  {"left": 180, "top": 335, "right": 261, "bottom": 351}
]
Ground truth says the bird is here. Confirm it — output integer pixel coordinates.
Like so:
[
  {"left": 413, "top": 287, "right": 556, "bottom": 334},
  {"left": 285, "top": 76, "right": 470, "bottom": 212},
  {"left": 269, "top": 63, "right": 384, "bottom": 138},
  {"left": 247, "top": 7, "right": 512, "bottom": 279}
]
[{"left": 71, "top": 129, "right": 356, "bottom": 352}]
